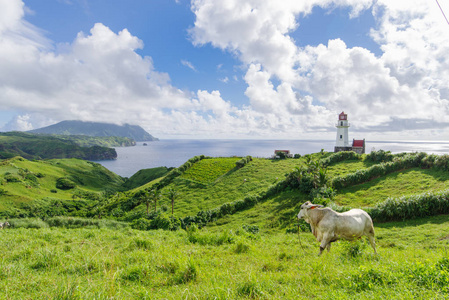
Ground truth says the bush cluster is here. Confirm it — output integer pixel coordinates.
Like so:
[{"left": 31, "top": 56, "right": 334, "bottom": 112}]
[
  {"left": 365, "top": 149, "right": 394, "bottom": 162},
  {"left": 320, "top": 151, "right": 362, "bottom": 166},
  {"left": 181, "top": 194, "right": 261, "bottom": 229},
  {"left": 130, "top": 213, "right": 181, "bottom": 231},
  {"left": 331, "top": 152, "right": 428, "bottom": 189},
  {"left": 56, "top": 177, "right": 77, "bottom": 190},
  {"left": 369, "top": 189, "right": 449, "bottom": 222},
  {"left": 235, "top": 156, "right": 252, "bottom": 168},
  {"left": 0, "top": 198, "right": 96, "bottom": 219}
]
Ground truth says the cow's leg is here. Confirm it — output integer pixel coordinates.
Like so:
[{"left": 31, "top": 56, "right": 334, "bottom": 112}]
[
  {"left": 367, "top": 234, "right": 377, "bottom": 255},
  {"left": 319, "top": 233, "right": 333, "bottom": 256},
  {"left": 326, "top": 243, "right": 331, "bottom": 252},
  {"left": 365, "top": 225, "right": 377, "bottom": 255}
]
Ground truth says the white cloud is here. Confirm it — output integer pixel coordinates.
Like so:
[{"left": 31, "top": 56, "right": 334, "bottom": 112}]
[
  {"left": 2, "top": 0, "right": 449, "bottom": 140},
  {"left": 189, "top": 0, "right": 449, "bottom": 138},
  {"left": 181, "top": 59, "right": 197, "bottom": 72}
]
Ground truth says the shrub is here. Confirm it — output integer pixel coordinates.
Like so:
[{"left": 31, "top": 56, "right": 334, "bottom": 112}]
[
  {"left": 131, "top": 218, "right": 152, "bottom": 231},
  {"left": 235, "top": 156, "right": 252, "bottom": 168},
  {"left": 55, "top": 177, "right": 76, "bottom": 190},
  {"left": 310, "top": 187, "right": 335, "bottom": 201},
  {"left": 366, "top": 149, "right": 394, "bottom": 162},
  {"left": 8, "top": 218, "right": 49, "bottom": 229},
  {"left": 242, "top": 224, "right": 259, "bottom": 234},
  {"left": 4, "top": 174, "right": 21, "bottom": 183},
  {"left": 369, "top": 189, "right": 449, "bottom": 222},
  {"left": 321, "top": 151, "right": 361, "bottom": 166}
]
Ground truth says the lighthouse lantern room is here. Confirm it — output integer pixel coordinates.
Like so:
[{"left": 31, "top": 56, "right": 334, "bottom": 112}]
[{"left": 334, "top": 111, "right": 352, "bottom": 152}]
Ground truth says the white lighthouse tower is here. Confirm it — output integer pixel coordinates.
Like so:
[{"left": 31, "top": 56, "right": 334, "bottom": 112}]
[{"left": 334, "top": 111, "right": 351, "bottom": 152}]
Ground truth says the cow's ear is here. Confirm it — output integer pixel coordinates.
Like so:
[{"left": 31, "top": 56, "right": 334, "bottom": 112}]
[{"left": 309, "top": 205, "right": 323, "bottom": 210}]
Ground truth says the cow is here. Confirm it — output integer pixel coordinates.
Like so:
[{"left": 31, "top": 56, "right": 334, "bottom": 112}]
[
  {"left": 297, "top": 201, "right": 377, "bottom": 255},
  {"left": 0, "top": 221, "right": 10, "bottom": 229}
]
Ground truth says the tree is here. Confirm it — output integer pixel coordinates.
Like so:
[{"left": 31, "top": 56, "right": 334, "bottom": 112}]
[
  {"left": 166, "top": 188, "right": 179, "bottom": 215},
  {"left": 149, "top": 188, "right": 162, "bottom": 212},
  {"left": 136, "top": 190, "right": 150, "bottom": 216}
]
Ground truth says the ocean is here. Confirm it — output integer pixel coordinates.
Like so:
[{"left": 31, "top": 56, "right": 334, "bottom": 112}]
[{"left": 93, "top": 139, "right": 449, "bottom": 178}]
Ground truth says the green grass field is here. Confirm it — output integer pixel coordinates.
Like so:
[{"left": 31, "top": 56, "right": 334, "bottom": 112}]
[
  {"left": 2, "top": 151, "right": 449, "bottom": 298},
  {"left": 0, "top": 215, "right": 448, "bottom": 299}
]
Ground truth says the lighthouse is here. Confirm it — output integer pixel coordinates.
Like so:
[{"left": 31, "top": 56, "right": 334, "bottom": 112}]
[
  {"left": 334, "top": 111, "right": 352, "bottom": 152},
  {"left": 334, "top": 111, "right": 366, "bottom": 153}
]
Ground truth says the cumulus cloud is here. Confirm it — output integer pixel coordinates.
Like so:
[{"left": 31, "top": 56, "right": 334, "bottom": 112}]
[
  {"left": 189, "top": 0, "right": 449, "bottom": 138},
  {"left": 2, "top": 0, "right": 449, "bottom": 140},
  {"left": 0, "top": 0, "right": 255, "bottom": 138}
]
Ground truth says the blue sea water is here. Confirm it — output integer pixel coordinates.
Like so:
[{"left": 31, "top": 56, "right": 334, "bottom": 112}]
[{"left": 94, "top": 139, "right": 449, "bottom": 178}]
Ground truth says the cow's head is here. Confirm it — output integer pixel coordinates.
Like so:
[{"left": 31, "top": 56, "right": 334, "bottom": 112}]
[{"left": 297, "top": 201, "right": 323, "bottom": 219}]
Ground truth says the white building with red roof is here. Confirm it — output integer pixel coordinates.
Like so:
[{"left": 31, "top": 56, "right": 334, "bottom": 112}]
[{"left": 334, "top": 112, "right": 365, "bottom": 154}]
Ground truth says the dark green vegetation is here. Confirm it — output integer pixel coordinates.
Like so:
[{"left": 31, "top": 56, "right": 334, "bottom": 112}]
[
  {"left": 47, "top": 134, "right": 136, "bottom": 147},
  {"left": 1, "top": 150, "right": 449, "bottom": 298},
  {"left": 0, "top": 132, "right": 117, "bottom": 160},
  {"left": 122, "top": 167, "right": 173, "bottom": 190},
  {"left": 29, "top": 120, "right": 158, "bottom": 141}
]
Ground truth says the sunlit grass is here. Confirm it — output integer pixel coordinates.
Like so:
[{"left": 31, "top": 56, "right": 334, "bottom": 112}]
[
  {"left": 334, "top": 168, "right": 449, "bottom": 207},
  {"left": 1, "top": 216, "right": 448, "bottom": 299}
]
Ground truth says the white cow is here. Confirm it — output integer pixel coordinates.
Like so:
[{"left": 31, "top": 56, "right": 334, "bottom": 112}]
[{"left": 297, "top": 201, "right": 377, "bottom": 255}]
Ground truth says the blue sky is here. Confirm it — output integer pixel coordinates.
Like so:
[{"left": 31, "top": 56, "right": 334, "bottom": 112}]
[{"left": 1, "top": 0, "right": 449, "bottom": 140}]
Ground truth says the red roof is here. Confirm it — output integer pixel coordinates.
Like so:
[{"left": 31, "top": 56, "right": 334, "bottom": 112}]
[{"left": 353, "top": 140, "right": 364, "bottom": 147}]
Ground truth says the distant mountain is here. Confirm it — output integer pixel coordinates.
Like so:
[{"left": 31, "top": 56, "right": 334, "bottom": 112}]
[
  {"left": 0, "top": 131, "right": 117, "bottom": 160},
  {"left": 29, "top": 120, "right": 158, "bottom": 142}
]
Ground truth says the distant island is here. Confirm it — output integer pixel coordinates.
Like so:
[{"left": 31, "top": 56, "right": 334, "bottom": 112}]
[
  {"left": 29, "top": 120, "right": 158, "bottom": 142},
  {"left": 0, "top": 131, "right": 117, "bottom": 160}
]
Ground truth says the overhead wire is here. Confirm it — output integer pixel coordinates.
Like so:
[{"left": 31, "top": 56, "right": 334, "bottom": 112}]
[{"left": 436, "top": 0, "right": 449, "bottom": 25}]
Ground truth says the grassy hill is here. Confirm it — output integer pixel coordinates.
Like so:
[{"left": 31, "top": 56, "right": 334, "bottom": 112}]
[
  {"left": 2, "top": 150, "right": 449, "bottom": 227},
  {"left": 121, "top": 167, "right": 173, "bottom": 190},
  {"left": 0, "top": 156, "right": 124, "bottom": 218},
  {"left": 2, "top": 151, "right": 449, "bottom": 298},
  {"left": 0, "top": 132, "right": 117, "bottom": 160},
  {"left": 105, "top": 151, "right": 449, "bottom": 228}
]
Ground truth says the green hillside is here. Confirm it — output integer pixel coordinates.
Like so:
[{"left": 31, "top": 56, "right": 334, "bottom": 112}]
[
  {"left": 0, "top": 132, "right": 117, "bottom": 160},
  {"left": 29, "top": 120, "right": 158, "bottom": 141},
  {"left": 44, "top": 134, "right": 136, "bottom": 147},
  {"left": 122, "top": 167, "right": 173, "bottom": 190},
  {"left": 98, "top": 151, "right": 449, "bottom": 231},
  {"left": 0, "top": 156, "right": 124, "bottom": 218},
  {"left": 2, "top": 151, "right": 449, "bottom": 298},
  {"left": 2, "top": 150, "right": 449, "bottom": 229}
]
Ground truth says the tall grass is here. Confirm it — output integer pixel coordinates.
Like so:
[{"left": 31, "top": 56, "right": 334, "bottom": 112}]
[
  {"left": 7, "top": 216, "right": 128, "bottom": 229},
  {"left": 0, "top": 220, "right": 449, "bottom": 299}
]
